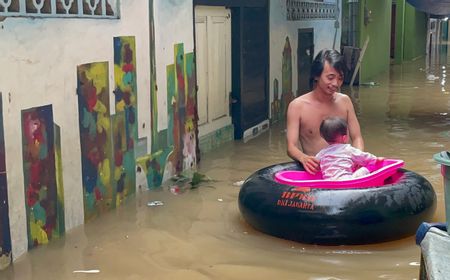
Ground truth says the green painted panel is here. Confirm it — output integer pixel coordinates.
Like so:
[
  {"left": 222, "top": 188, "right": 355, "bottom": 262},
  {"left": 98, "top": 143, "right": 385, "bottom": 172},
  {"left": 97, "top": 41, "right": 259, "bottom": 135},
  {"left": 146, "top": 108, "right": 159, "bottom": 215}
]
[
  {"left": 359, "top": 0, "right": 392, "bottom": 82},
  {"left": 393, "top": 0, "right": 406, "bottom": 64},
  {"left": 149, "top": 0, "right": 161, "bottom": 153},
  {"left": 403, "top": 4, "right": 427, "bottom": 61},
  {"left": 173, "top": 43, "right": 185, "bottom": 173},
  {"left": 167, "top": 64, "right": 175, "bottom": 147},
  {"left": 54, "top": 124, "right": 65, "bottom": 238}
]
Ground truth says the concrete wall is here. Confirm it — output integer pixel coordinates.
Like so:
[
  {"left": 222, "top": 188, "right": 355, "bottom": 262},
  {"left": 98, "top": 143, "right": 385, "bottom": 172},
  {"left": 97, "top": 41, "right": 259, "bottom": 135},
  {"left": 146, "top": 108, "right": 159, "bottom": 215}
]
[
  {"left": 0, "top": 0, "right": 194, "bottom": 262},
  {"left": 154, "top": 0, "right": 194, "bottom": 130}
]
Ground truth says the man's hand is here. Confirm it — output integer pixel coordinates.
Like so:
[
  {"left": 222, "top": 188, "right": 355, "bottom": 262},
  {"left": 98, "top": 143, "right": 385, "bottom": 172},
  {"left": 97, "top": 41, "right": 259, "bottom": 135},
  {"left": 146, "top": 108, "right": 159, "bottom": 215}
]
[{"left": 300, "top": 155, "right": 320, "bottom": 174}]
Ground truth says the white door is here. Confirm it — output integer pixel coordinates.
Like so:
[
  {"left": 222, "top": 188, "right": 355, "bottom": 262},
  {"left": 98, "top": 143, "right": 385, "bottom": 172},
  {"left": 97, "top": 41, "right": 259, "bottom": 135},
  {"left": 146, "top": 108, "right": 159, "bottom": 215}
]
[{"left": 195, "top": 6, "right": 232, "bottom": 137}]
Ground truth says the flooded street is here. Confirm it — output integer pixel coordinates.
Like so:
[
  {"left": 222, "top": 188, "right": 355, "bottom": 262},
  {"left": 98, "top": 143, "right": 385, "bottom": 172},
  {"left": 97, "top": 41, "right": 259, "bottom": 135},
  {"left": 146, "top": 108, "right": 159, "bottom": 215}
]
[{"left": 1, "top": 56, "right": 449, "bottom": 279}]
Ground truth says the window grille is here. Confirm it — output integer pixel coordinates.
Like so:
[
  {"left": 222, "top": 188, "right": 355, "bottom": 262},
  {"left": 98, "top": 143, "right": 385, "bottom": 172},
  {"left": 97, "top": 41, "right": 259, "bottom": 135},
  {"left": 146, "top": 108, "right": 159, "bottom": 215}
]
[
  {"left": 287, "top": 0, "right": 336, "bottom": 21},
  {"left": 0, "top": 0, "right": 119, "bottom": 19}
]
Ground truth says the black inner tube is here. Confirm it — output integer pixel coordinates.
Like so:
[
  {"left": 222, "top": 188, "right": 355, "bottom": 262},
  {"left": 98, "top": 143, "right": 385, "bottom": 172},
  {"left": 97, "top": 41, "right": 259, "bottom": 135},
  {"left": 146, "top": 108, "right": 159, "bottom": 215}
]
[{"left": 238, "top": 162, "right": 437, "bottom": 245}]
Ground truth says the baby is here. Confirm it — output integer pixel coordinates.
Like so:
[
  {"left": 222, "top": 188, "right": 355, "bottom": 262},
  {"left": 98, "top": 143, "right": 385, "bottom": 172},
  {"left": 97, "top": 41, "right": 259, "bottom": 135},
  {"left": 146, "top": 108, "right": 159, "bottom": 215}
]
[{"left": 316, "top": 116, "right": 383, "bottom": 180}]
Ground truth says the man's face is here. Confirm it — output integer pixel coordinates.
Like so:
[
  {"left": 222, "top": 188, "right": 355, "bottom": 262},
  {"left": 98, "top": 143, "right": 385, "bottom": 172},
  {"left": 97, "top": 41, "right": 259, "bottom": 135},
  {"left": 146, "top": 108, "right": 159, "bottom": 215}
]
[{"left": 317, "top": 61, "right": 344, "bottom": 95}]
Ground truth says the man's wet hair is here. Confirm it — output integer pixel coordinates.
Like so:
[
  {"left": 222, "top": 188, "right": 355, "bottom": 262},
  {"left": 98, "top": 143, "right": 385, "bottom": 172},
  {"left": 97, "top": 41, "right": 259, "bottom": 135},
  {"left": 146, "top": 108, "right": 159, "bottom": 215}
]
[
  {"left": 310, "top": 49, "right": 346, "bottom": 85},
  {"left": 320, "top": 117, "right": 348, "bottom": 143}
]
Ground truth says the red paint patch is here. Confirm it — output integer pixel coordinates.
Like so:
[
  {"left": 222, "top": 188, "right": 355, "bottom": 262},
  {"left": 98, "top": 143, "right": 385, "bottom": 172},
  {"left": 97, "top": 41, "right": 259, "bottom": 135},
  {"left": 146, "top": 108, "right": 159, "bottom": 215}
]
[
  {"left": 115, "top": 150, "right": 123, "bottom": 166},
  {"left": 122, "top": 63, "right": 134, "bottom": 73},
  {"left": 94, "top": 187, "right": 102, "bottom": 200}
]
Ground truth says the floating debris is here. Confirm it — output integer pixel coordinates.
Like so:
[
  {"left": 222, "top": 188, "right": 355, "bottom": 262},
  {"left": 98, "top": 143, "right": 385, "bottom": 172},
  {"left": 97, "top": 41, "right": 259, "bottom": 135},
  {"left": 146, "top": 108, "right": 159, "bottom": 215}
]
[
  {"left": 190, "top": 172, "right": 214, "bottom": 189},
  {"left": 232, "top": 180, "right": 245, "bottom": 187},
  {"left": 73, "top": 269, "right": 100, "bottom": 274},
  {"left": 426, "top": 74, "right": 439, "bottom": 81},
  {"left": 147, "top": 200, "right": 164, "bottom": 207},
  {"left": 170, "top": 171, "right": 215, "bottom": 190},
  {"left": 360, "top": 81, "right": 378, "bottom": 86},
  {"left": 170, "top": 185, "right": 180, "bottom": 195}
]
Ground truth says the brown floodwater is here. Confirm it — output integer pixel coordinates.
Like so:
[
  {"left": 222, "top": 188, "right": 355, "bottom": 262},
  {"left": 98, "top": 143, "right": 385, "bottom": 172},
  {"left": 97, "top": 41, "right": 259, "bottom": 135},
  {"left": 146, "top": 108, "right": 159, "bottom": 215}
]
[{"left": 1, "top": 56, "right": 450, "bottom": 279}]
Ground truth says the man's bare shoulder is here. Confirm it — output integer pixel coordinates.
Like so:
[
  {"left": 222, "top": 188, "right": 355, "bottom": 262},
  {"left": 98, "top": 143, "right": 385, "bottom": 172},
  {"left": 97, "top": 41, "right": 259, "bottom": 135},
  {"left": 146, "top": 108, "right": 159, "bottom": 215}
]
[
  {"left": 291, "top": 92, "right": 314, "bottom": 106},
  {"left": 334, "top": 92, "right": 352, "bottom": 104},
  {"left": 335, "top": 92, "right": 351, "bottom": 100}
]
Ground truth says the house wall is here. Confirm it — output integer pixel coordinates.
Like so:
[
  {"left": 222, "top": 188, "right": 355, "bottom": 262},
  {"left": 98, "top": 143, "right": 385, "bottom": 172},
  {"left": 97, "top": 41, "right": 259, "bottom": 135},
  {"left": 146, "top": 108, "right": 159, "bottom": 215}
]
[
  {"left": 403, "top": 3, "right": 427, "bottom": 61},
  {"left": 269, "top": 0, "right": 341, "bottom": 121},
  {"left": 154, "top": 0, "right": 194, "bottom": 131},
  {"left": 394, "top": 0, "right": 406, "bottom": 64},
  {"left": 0, "top": 0, "right": 195, "bottom": 262},
  {"left": 358, "top": 1, "right": 426, "bottom": 80},
  {"left": 358, "top": 0, "right": 392, "bottom": 83}
]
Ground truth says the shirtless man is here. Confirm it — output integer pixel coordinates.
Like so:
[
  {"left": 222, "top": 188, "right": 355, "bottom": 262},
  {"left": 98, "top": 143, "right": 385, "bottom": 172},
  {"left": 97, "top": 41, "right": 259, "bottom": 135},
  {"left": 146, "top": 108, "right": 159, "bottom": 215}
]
[{"left": 286, "top": 49, "right": 364, "bottom": 174}]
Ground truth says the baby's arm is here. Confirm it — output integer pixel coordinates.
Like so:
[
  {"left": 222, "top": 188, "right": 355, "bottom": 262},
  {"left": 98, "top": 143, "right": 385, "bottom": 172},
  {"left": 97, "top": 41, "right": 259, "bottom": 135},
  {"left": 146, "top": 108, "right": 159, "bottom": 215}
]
[{"left": 351, "top": 147, "right": 379, "bottom": 166}]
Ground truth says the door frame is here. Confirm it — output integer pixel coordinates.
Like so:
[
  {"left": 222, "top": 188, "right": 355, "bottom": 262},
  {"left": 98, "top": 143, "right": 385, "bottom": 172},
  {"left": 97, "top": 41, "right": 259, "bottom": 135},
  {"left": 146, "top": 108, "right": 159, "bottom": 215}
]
[
  {"left": 194, "top": 6, "right": 232, "bottom": 138},
  {"left": 193, "top": 0, "right": 270, "bottom": 140}
]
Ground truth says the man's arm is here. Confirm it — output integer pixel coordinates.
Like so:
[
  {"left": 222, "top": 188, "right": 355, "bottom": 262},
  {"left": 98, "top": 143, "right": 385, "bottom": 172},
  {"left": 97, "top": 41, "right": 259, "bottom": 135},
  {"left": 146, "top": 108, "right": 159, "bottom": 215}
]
[
  {"left": 345, "top": 95, "right": 364, "bottom": 151},
  {"left": 286, "top": 100, "right": 320, "bottom": 174}
]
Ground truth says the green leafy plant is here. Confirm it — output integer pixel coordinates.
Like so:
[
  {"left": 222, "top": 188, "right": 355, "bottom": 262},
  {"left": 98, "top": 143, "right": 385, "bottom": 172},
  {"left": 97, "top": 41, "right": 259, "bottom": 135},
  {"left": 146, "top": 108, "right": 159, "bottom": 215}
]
[{"left": 170, "top": 171, "right": 215, "bottom": 190}]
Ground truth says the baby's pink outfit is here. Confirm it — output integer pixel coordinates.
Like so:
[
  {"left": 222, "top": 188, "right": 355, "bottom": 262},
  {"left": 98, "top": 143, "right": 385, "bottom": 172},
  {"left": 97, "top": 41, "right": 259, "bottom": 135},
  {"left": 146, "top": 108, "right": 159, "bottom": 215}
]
[{"left": 315, "top": 143, "right": 378, "bottom": 180}]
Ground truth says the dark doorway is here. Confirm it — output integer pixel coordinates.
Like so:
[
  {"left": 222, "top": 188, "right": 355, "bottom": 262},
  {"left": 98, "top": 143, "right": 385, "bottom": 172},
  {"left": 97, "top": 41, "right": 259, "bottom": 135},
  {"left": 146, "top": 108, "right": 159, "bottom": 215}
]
[
  {"left": 390, "top": 4, "right": 396, "bottom": 59},
  {"left": 232, "top": 6, "right": 269, "bottom": 139},
  {"left": 297, "top": 28, "right": 314, "bottom": 96}
]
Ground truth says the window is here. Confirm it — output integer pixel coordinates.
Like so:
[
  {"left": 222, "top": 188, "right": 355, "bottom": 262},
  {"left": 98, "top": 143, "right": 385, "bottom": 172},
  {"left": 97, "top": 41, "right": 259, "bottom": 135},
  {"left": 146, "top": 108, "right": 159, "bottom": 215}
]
[{"left": 0, "top": 0, "right": 119, "bottom": 19}]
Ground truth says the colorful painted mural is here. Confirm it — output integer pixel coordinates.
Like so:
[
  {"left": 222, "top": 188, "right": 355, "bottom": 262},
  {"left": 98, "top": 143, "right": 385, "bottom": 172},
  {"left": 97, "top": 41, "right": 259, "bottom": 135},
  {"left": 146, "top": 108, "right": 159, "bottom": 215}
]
[
  {"left": 142, "top": 0, "right": 197, "bottom": 188},
  {"left": 113, "top": 36, "right": 137, "bottom": 205},
  {"left": 149, "top": 0, "right": 163, "bottom": 153},
  {"left": 77, "top": 62, "right": 115, "bottom": 220},
  {"left": 21, "top": 104, "right": 64, "bottom": 248},
  {"left": 136, "top": 150, "right": 169, "bottom": 189},
  {"left": 53, "top": 124, "right": 65, "bottom": 238},
  {"left": 271, "top": 78, "right": 281, "bottom": 124},
  {"left": 138, "top": 43, "right": 197, "bottom": 188},
  {"left": 183, "top": 52, "right": 197, "bottom": 171},
  {"left": 281, "top": 36, "right": 294, "bottom": 120},
  {"left": 0, "top": 93, "right": 11, "bottom": 270}
]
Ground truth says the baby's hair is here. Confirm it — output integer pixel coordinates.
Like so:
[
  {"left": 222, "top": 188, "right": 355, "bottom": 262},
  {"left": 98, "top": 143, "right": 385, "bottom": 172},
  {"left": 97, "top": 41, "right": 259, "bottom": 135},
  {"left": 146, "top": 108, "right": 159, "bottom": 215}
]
[{"left": 320, "top": 117, "right": 348, "bottom": 142}]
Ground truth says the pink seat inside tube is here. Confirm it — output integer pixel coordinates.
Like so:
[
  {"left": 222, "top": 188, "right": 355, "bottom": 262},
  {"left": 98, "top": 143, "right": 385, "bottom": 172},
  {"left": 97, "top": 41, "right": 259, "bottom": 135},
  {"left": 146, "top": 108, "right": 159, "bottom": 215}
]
[{"left": 274, "top": 159, "right": 404, "bottom": 189}]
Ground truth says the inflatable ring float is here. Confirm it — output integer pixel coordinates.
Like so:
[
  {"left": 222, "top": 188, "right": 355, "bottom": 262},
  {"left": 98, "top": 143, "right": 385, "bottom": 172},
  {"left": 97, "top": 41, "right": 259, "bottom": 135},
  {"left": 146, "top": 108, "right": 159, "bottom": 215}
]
[{"left": 238, "top": 160, "right": 436, "bottom": 245}]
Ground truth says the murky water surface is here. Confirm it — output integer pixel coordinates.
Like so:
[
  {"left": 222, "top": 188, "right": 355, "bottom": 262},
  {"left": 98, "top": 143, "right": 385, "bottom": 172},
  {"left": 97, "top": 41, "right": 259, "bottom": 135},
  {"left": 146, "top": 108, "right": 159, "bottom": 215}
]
[{"left": 2, "top": 57, "right": 450, "bottom": 279}]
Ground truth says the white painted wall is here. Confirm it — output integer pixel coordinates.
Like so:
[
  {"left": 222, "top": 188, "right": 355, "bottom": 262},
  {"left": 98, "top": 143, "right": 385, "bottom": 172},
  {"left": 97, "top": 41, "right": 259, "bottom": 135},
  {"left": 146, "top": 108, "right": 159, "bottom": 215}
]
[
  {"left": 154, "top": 0, "right": 194, "bottom": 131},
  {"left": 269, "top": 0, "right": 342, "bottom": 115},
  {"left": 0, "top": 0, "right": 194, "bottom": 261}
]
